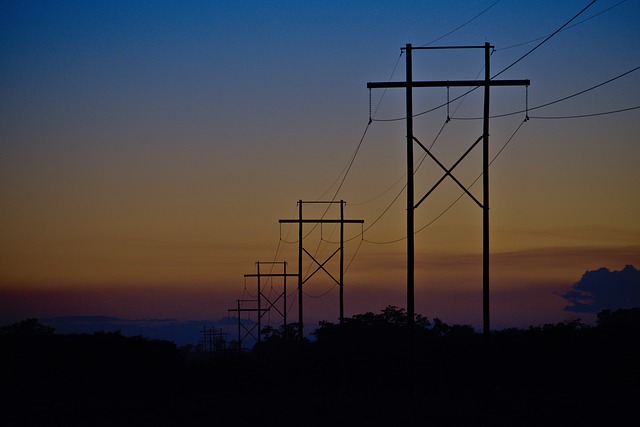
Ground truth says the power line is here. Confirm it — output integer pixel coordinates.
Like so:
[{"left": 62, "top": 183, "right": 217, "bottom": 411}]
[
  {"left": 353, "top": 119, "right": 452, "bottom": 241},
  {"left": 316, "top": 122, "right": 371, "bottom": 201},
  {"left": 530, "top": 105, "right": 640, "bottom": 119},
  {"left": 294, "top": 56, "right": 401, "bottom": 274},
  {"left": 350, "top": 174, "right": 405, "bottom": 206},
  {"left": 492, "top": 0, "right": 597, "bottom": 79},
  {"left": 373, "top": 0, "right": 599, "bottom": 123},
  {"left": 344, "top": 233, "right": 364, "bottom": 273},
  {"left": 368, "top": 1, "right": 500, "bottom": 123},
  {"left": 451, "top": 64, "right": 640, "bottom": 120},
  {"left": 363, "top": 96, "right": 640, "bottom": 244},
  {"left": 253, "top": 60, "right": 639, "bottom": 319},
  {"left": 302, "top": 54, "right": 406, "bottom": 271},
  {"left": 420, "top": 0, "right": 502, "bottom": 47},
  {"left": 495, "top": 0, "right": 627, "bottom": 52},
  {"left": 317, "top": 53, "right": 404, "bottom": 202},
  {"left": 323, "top": 52, "right": 404, "bottom": 199},
  {"left": 327, "top": 123, "right": 371, "bottom": 202},
  {"left": 351, "top": 114, "right": 451, "bottom": 208},
  {"left": 363, "top": 117, "right": 528, "bottom": 245},
  {"left": 528, "top": 65, "right": 640, "bottom": 111},
  {"left": 303, "top": 283, "right": 337, "bottom": 298}
]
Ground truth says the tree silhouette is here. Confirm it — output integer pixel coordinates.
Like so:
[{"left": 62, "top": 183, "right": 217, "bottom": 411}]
[{"left": 0, "top": 318, "right": 55, "bottom": 336}]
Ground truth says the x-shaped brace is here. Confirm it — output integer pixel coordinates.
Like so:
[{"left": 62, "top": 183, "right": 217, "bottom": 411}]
[
  {"left": 413, "top": 134, "right": 484, "bottom": 210},
  {"left": 261, "top": 293, "right": 285, "bottom": 318},
  {"left": 301, "top": 246, "right": 340, "bottom": 286}
]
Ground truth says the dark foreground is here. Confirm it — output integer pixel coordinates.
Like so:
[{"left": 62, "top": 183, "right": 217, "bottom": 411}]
[{"left": 3, "top": 308, "right": 639, "bottom": 426}]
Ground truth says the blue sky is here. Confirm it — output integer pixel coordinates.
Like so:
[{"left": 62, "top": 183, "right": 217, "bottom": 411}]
[{"left": 1, "top": 1, "right": 639, "bottom": 331}]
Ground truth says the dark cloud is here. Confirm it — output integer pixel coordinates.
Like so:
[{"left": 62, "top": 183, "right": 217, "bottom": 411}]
[{"left": 562, "top": 265, "right": 640, "bottom": 312}]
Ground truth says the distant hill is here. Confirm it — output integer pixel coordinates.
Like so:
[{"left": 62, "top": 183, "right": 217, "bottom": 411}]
[{"left": 40, "top": 316, "right": 244, "bottom": 347}]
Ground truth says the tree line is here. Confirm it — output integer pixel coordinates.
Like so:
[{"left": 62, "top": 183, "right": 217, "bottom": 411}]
[{"left": 2, "top": 307, "right": 638, "bottom": 425}]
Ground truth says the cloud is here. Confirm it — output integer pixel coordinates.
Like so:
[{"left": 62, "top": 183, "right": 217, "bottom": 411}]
[{"left": 561, "top": 265, "right": 640, "bottom": 312}]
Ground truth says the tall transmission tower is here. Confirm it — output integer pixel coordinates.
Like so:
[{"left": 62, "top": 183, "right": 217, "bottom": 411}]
[{"left": 368, "top": 43, "right": 530, "bottom": 336}]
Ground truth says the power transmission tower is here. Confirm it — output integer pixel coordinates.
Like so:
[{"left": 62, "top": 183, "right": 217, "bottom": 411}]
[
  {"left": 213, "top": 328, "right": 227, "bottom": 352},
  {"left": 279, "top": 200, "right": 364, "bottom": 339},
  {"left": 368, "top": 43, "right": 530, "bottom": 336},
  {"left": 199, "top": 326, "right": 213, "bottom": 355},
  {"left": 199, "top": 326, "right": 226, "bottom": 360},
  {"left": 244, "top": 261, "right": 297, "bottom": 341},
  {"left": 227, "top": 299, "right": 269, "bottom": 353}
]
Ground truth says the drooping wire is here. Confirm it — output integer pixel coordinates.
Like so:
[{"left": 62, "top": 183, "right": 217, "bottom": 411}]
[
  {"left": 530, "top": 105, "right": 640, "bottom": 119},
  {"left": 318, "top": 52, "right": 403, "bottom": 201},
  {"left": 350, "top": 174, "right": 405, "bottom": 207},
  {"left": 420, "top": 0, "right": 502, "bottom": 47},
  {"left": 364, "top": 116, "right": 528, "bottom": 244},
  {"left": 344, "top": 226, "right": 365, "bottom": 273},
  {"left": 303, "top": 283, "right": 337, "bottom": 298},
  {"left": 492, "top": 0, "right": 597, "bottom": 79},
  {"left": 328, "top": 125, "right": 371, "bottom": 202},
  {"left": 414, "top": 118, "right": 528, "bottom": 235},
  {"left": 237, "top": 2, "right": 604, "bottom": 311},
  {"left": 355, "top": 119, "right": 449, "bottom": 243},
  {"left": 526, "top": 65, "right": 640, "bottom": 112},
  {"left": 279, "top": 204, "right": 299, "bottom": 244},
  {"left": 286, "top": 288, "right": 297, "bottom": 317},
  {"left": 350, "top": 75, "right": 480, "bottom": 232},
  {"left": 243, "top": 276, "right": 256, "bottom": 298},
  {"left": 322, "top": 223, "right": 365, "bottom": 263},
  {"left": 328, "top": 82, "right": 461, "bottom": 244},
  {"left": 373, "top": 0, "right": 599, "bottom": 123},
  {"left": 496, "top": 0, "right": 627, "bottom": 52},
  {"left": 354, "top": 80, "right": 466, "bottom": 207},
  {"left": 450, "top": 64, "right": 640, "bottom": 120},
  {"left": 298, "top": 53, "right": 405, "bottom": 281}
]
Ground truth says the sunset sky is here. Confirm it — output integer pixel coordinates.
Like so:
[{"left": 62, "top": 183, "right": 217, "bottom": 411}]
[{"left": 2, "top": 0, "right": 639, "bottom": 332}]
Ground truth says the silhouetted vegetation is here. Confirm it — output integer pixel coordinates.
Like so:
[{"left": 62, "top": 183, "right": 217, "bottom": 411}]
[{"left": 3, "top": 308, "right": 639, "bottom": 426}]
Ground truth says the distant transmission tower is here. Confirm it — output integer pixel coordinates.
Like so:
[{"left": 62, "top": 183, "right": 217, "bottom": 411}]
[
  {"left": 280, "top": 200, "right": 364, "bottom": 339},
  {"left": 243, "top": 261, "right": 296, "bottom": 343}
]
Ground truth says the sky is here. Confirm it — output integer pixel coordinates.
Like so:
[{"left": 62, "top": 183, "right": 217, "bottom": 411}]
[{"left": 1, "top": 0, "right": 639, "bottom": 333}]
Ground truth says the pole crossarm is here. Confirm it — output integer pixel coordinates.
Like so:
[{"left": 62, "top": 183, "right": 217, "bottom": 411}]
[
  {"left": 279, "top": 219, "right": 364, "bottom": 224},
  {"left": 413, "top": 135, "right": 484, "bottom": 210},
  {"left": 406, "top": 45, "right": 494, "bottom": 50},
  {"left": 243, "top": 274, "right": 298, "bottom": 277},
  {"left": 367, "top": 79, "right": 530, "bottom": 89}
]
